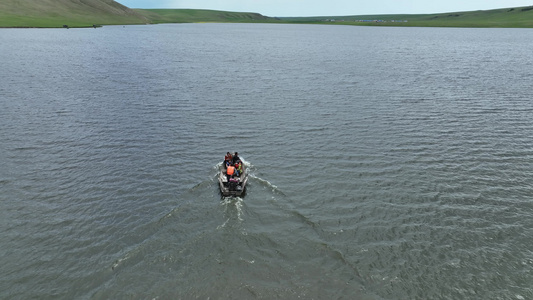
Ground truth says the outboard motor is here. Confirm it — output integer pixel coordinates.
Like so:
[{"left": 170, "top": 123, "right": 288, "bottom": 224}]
[{"left": 228, "top": 178, "right": 239, "bottom": 191}]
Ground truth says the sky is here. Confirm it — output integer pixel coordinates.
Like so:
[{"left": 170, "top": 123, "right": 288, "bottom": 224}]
[{"left": 115, "top": 0, "right": 533, "bottom": 17}]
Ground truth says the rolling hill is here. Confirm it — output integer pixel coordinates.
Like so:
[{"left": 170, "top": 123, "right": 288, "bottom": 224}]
[
  {"left": 1, "top": 0, "right": 533, "bottom": 28},
  {"left": 135, "top": 9, "right": 273, "bottom": 24},
  {"left": 0, "top": 0, "right": 148, "bottom": 27},
  {"left": 278, "top": 6, "right": 533, "bottom": 28}
]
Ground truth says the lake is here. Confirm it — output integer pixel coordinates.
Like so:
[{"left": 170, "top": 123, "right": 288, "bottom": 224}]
[{"left": 1, "top": 23, "right": 532, "bottom": 299}]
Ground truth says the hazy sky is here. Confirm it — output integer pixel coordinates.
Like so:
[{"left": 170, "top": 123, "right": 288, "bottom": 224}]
[{"left": 115, "top": 0, "right": 533, "bottom": 17}]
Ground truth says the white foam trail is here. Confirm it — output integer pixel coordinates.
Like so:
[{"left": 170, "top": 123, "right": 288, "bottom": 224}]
[
  {"left": 220, "top": 196, "right": 244, "bottom": 221},
  {"left": 234, "top": 197, "right": 244, "bottom": 221},
  {"left": 217, "top": 218, "right": 230, "bottom": 229},
  {"left": 248, "top": 174, "right": 286, "bottom": 196},
  {"left": 251, "top": 175, "right": 277, "bottom": 189}
]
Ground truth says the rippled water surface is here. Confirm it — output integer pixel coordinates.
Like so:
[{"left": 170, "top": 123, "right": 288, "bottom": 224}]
[{"left": 1, "top": 24, "right": 533, "bottom": 299}]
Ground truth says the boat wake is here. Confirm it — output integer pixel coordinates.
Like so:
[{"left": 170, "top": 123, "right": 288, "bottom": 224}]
[
  {"left": 104, "top": 160, "right": 373, "bottom": 300},
  {"left": 248, "top": 174, "right": 286, "bottom": 197},
  {"left": 219, "top": 196, "right": 245, "bottom": 222}
]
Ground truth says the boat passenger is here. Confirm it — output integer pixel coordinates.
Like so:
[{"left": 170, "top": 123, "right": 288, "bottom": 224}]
[
  {"left": 226, "top": 164, "right": 235, "bottom": 181},
  {"left": 224, "top": 152, "right": 233, "bottom": 167},
  {"left": 232, "top": 152, "right": 241, "bottom": 164},
  {"left": 235, "top": 161, "right": 243, "bottom": 176}
]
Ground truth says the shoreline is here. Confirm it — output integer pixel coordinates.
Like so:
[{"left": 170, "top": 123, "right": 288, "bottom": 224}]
[{"left": 2, "top": 5, "right": 533, "bottom": 29}]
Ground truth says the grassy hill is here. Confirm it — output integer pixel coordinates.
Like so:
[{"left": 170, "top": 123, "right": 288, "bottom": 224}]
[
  {"left": 135, "top": 9, "right": 273, "bottom": 24},
  {"left": 279, "top": 6, "right": 533, "bottom": 28},
  {"left": 0, "top": 0, "right": 148, "bottom": 27},
  {"left": 1, "top": 0, "right": 533, "bottom": 28}
]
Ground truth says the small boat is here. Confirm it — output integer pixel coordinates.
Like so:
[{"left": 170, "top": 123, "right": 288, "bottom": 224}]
[{"left": 218, "top": 160, "right": 248, "bottom": 197}]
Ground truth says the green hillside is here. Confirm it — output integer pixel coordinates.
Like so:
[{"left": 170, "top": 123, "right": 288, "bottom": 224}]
[
  {"left": 1, "top": 0, "right": 533, "bottom": 28},
  {"left": 279, "top": 6, "right": 533, "bottom": 28},
  {"left": 0, "top": 0, "right": 148, "bottom": 27},
  {"left": 135, "top": 9, "right": 273, "bottom": 24}
]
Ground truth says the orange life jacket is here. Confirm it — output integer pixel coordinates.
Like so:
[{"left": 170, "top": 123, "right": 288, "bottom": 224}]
[{"left": 227, "top": 166, "right": 235, "bottom": 175}]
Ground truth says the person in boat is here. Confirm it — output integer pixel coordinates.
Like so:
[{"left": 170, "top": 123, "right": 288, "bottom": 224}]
[
  {"left": 226, "top": 163, "right": 236, "bottom": 181},
  {"left": 232, "top": 152, "right": 241, "bottom": 165},
  {"left": 235, "top": 161, "right": 243, "bottom": 176},
  {"left": 224, "top": 152, "right": 233, "bottom": 167}
]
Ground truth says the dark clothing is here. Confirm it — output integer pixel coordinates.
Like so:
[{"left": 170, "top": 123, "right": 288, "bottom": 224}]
[{"left": 232, "top": 155, "right": 241, "bottom": 164}]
